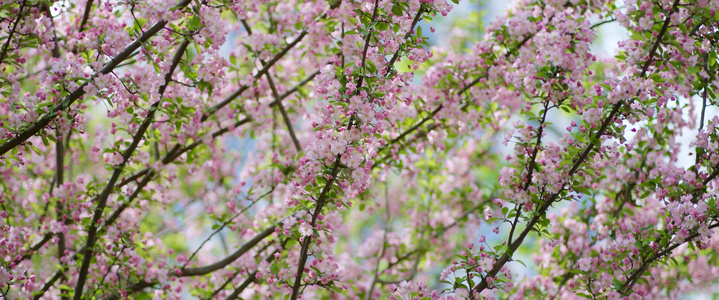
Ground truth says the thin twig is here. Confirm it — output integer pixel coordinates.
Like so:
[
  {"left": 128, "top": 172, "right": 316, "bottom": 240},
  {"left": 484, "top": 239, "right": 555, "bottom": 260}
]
[
  {"left": 0, "top": 0, "right": 27, "bottom": 65},
  {"left": 366, "top": 181, "right": 392, "bottom": 299},
  {"left": 183, "top": 190, "right": 274, "bottom": 266},
  {"left": 78, "top": 0, "right": 94, "bottom": 32}
]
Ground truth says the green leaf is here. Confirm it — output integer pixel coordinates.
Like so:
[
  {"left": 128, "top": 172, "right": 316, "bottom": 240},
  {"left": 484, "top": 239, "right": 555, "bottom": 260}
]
[
  {"left": 29, "top": 145, "right": 41, "bottom": 156},
  {"left": 377, "top": 22, "right": 389, "bottom": 31},
  {"left": 515, "top": 259, "right": 527, "bottom": 267},
  {"left": 189, "top": 16, "right": 202, "bottom": 30},
  {"left": 391, "top": 5, "right": 403, "bottom": 16},
  {"left": 136, "top": 292, "right": 153, "bottom": 300},
  {"left": 688, "top": 66, "right": 700, "bottom": 75}
]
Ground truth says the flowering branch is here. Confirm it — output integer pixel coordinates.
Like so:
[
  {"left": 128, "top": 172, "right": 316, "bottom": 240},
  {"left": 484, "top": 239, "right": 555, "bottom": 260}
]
[
  {"left": 72, "top": 38, "right": 191, "bottom": 299},
  {"left": 3, "top": 0, "right": 719, "bottom": 298},
  {"left": 0, "top": 0, "right": 26, "bottom": 65},
  {"left": 620, "top": 222, "right": 719, "bottom": 295},
  {"left": 0, "top": 0, "right": 193, "bottom": 157},
  {"left": 472, "top": 0, "right": 682, "bottom": 294}
]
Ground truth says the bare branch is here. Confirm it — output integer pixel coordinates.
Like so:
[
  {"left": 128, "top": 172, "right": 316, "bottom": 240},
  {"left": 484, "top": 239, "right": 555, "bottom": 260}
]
[{"left": 78, "top": 0, "right": 94, "bottom": 32}]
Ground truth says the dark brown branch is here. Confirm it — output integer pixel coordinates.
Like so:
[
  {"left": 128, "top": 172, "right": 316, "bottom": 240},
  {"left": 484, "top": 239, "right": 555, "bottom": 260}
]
[
  {"left": 183, "top": 190, "right": 273, "bottom": 267},
  {"left": 0, "top": 0, "right": 26, "bottom": 65},
  {"left": 41, "top": 4, "right": 62, "bottom": 58},
  {"left": 266, "top": 71, "right": 302, "bottom": 152},
  {"left": 240, "top": 18, "right": 302, "bottom": 152},
  {"left": 19, "top": 233, "right": 53, "bottom": 261},
  {"left": 223, "top": 241, "right": 287, "bottom": 300},
  {"left": 203, "top": 30, "right": 308, "bottom": 120},
  {"left": 289, "top": 155, "right": 343, "bottom": 300},
  {"left": 103, "top": 170, "right": 156, "bottom": 228},
  {"left": 696, "top": 53, "right": 710, "bottom": 167},
  {"left": 33, "top": 269, "right": 64, "bottom": 300},
  {"left": 102, "top": 224, "right": 280, "bottom": 300},
  {"left": 208, "top": 270, "right": 241, "bottom": 299},
  {"left": 704, "top": 166, "right": 719, "bottom": 186},
  {"left": 205, "top": 241, "right": 276, "bottom": 299},
  {"left": 387, "top": 8, "right": 424, "bottom": 67},
  {"left": 55, "top": 128, "right": 68, "bottom": 299},
  {"left": 508, "top": 101, "right": 550, "bottom": 245},
  {"left": 619, "top": 222, "right": 719, "bottom": 294},
  {"left": 277, "top": 70, "right": 320, "bottom": 99},
  {"left": 589, "top": 18, "right": 616, "bottom": 29},
  {"left": 354, "top": 0, "right": 380, "bottom": 89},
  {"left": 180, "top": 223, "right": 278, "bottom": 276},
  {"left": 78, "top": 0, "right": 94, "bottom": 32}
]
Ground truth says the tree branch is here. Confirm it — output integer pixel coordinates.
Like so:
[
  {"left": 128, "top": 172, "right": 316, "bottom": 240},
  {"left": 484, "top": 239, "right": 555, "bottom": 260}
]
[
  {"left": 183, "top": 190, "right": 274, "bottom": 267},
  {"left": 72, "top": 38, "right": 190, "bottom": 299},
  {"left": 223, "top": 240, "right": 287, "bottom": 300},
  {"left": 179, "top": 222, "right": 279, "bottom": 276},
  {"left": 266, "top": 70, "right": 302, "bottom": 152},
  {"left": 619, "top": 222, "right": 719, "bottom": 294},
  {"left": 203, "top": 29, "right": 308, "bottom": 119},
  {"left": 0, "top": 0, "right": 26, "bottom": 65},
  {"left": 204, "top": 240, "right": 277, "bottom": 299},
  {"left": 102, "top": 224, "right": 282, "bottom": 300},
  {"left": 241, "top": 17, "right": 303, "bottom": 153},
  {"left": 78, "top": 0, "right": 94, "bottom": 32}
]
